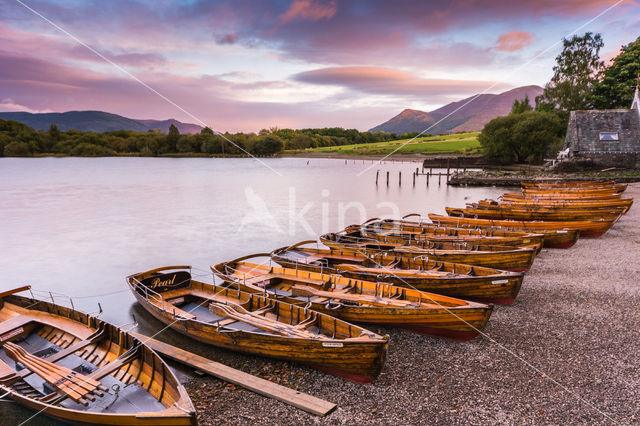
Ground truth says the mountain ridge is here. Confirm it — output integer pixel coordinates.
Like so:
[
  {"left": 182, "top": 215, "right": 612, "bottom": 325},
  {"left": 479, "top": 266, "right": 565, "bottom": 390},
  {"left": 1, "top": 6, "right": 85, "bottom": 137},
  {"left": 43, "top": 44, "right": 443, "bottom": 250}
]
[
  {"left": 369, "top": 85, "right": 544, "bottom": 135},
  {"left": 0, "top": 110, "right": 203, "bottom": 134}
]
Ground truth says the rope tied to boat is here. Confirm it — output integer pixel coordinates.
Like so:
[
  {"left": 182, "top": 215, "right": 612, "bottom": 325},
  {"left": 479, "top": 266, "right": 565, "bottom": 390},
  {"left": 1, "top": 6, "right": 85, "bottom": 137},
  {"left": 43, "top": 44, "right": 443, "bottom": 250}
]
[{"left": 104, "top": 384, "right": 120, "bottom": 411}]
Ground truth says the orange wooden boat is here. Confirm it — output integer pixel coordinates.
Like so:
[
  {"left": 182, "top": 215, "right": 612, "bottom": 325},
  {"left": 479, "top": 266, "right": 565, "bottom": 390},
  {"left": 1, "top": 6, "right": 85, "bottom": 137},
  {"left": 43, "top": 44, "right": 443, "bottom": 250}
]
[
  {"left": 213, "top": 255, "right": 493, "bottom": 340},
  {"left": 271, "top": 242, "right": 525, "bottom": 304},
  {"left": 319, "top": 232, "right": 537, "bottom": 272},
  {"left": 522, "top": 186, "right": 624, "bottom": 196},
  {"left": 354, "top": 219, "right": 545, "bottom": 252},
  {"left": 479, "top": 198, "right": 633, "bottom": 214},
  {"left": 440, "top": 210, "right": 616, "bottom": 237},
  {"left": 521, "top": 181, "right": 625, "bottom": 191},
  {"left": 0, "top": 286, "right": 196, "bottom": 425},
  {"left": 454, "top": 203, "right": 623, "bottom": 221},
  {"left": 426, "top": 213, "right": 580, "bottom": 247},
  {"left": 127, "top": 266, "right": 388, "bottom": 383},
  {"left": 502, "top": 192, "right": 622, "bottom": 201}
]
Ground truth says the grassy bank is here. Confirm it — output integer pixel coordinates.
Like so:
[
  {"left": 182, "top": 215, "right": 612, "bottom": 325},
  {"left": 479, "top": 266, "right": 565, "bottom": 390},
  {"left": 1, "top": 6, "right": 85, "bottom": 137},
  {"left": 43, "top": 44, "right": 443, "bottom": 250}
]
[{"left": 286, "top": 132, "right": 480, "bottom": 156}]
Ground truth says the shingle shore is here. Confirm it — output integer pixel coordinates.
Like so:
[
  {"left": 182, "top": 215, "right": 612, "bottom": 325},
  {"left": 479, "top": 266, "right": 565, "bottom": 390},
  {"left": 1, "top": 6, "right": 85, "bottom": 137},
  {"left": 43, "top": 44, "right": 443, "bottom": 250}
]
[{"left": 182, "top": 184, "right": 640, "bottom": 425}]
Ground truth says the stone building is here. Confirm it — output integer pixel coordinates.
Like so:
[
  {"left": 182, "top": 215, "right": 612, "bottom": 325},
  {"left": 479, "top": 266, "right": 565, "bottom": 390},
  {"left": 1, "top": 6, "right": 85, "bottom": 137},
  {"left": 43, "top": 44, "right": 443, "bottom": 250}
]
[{"left": 561, "top": 87, "right": 640, "bottom": 168}]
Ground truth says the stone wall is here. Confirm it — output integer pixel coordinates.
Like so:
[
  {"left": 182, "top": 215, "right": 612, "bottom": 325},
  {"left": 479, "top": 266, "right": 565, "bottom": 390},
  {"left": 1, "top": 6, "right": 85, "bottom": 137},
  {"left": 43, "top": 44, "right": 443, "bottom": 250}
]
[
  {"left": 564, "top": 110, "right": 640, "bottom": 154},
  {"left": 562, "top": 109, "right": 640, "bottom": 168}
]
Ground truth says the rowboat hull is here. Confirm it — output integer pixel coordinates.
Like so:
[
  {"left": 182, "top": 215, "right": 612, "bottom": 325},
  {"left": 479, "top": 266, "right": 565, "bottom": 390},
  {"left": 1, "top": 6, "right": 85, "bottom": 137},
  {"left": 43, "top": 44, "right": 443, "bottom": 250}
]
[
  {"left": 438, "top": 211, "right": 613, "bottom": 238},
  {"left": 522, "top": 187, "right": 624, "bottom": 196},
  {"left": 127, "top": 268, "right": 388, "bottom": 383},
  {"left": 479, "top": 198, "right": 632, "bottom": 214},
  {"left": 447, "top": 206, "right": 622, "bottom": 222},
  {"left": 359, "top": 220, "right": 545, "bottom": 252},
  {"left": 213, "top": 257, "right": 493, "bottom": 340},
  {"left": 320, "top": 233, "right": 537, "bottom": 272},
  {"left": 501, "top": 194, "right": 632, "bottom": 207},
  {"left": 0, "top": 290, "right": 196, "bottom": 426},
  {"left": 270, "top": 244, "right": 524, "bottom": 304}
]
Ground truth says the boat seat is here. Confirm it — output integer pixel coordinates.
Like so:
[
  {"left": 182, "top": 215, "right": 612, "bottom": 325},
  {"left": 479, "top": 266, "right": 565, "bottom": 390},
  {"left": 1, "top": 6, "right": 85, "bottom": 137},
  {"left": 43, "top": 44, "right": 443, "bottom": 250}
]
[
  {"left": 148, "top": 298, "right": 196, "bottom": 320},
  {"left": 0, "top": 358, "right": 15, "bottom": 380}
]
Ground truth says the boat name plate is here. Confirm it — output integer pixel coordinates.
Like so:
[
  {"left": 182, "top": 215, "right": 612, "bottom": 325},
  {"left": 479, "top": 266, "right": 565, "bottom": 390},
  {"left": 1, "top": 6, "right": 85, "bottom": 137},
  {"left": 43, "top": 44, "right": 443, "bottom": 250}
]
[
  {"left": 491, "top": 280, "right": 509, "bottom": 285},
  {"left": 322, "top": 342, "right": 344, "bottom": 348}
]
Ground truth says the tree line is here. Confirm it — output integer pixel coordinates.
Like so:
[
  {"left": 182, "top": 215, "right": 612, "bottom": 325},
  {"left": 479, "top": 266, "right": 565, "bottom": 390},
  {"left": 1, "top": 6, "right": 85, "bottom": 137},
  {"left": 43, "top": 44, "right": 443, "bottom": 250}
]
[
  {"left": 480, "top": 34, "right": 640, "bottom": 164},
  {"left": 0, "top": 120, "right": 418, "bottom": 157}
]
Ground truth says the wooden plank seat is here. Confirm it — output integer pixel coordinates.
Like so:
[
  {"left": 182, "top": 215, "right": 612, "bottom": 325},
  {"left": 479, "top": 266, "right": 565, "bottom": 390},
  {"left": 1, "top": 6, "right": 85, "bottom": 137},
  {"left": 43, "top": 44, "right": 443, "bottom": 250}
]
[{"left": 147, "top": 297, "right": 196, "bottom": 320}]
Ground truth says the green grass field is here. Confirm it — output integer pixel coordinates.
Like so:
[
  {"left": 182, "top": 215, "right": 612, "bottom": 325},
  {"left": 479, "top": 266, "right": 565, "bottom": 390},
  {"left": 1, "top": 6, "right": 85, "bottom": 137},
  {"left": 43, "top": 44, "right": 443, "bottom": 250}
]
[{"left": 291, "top": 132, "right": 481, "bottom": 156}]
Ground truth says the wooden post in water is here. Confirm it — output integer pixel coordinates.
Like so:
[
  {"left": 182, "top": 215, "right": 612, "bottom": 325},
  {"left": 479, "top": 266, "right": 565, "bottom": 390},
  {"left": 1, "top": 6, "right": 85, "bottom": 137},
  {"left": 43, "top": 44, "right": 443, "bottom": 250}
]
[
  {"left": 415, "top": 167, "right": 419, "bottom": 175},
  {"left": 438, "top": 173, "right": 441, "bottom": 185},
  {"left": 375, "top": 170, "right": 379, "bottom": 185},
  {"left": 386, "top": 171, "right": 389, "bottom": 186},
  {"left": 398, "top": 171, "right": 402, "bottom": 186},
  {"left": 412, "top": 172, "right": 416, "bottom": 186},
  {"left": 447, "top": 168, "right": 450, "bottom": 183},
  {"left": 426, "top": 173, "right": 429, "bottom": 186}
]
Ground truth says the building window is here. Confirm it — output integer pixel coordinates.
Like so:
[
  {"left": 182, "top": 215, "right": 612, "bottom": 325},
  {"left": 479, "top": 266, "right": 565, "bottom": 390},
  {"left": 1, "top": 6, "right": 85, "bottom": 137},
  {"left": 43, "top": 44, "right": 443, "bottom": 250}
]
[{"left": 599, "top": 132, "right": 619, "bottom": 141}]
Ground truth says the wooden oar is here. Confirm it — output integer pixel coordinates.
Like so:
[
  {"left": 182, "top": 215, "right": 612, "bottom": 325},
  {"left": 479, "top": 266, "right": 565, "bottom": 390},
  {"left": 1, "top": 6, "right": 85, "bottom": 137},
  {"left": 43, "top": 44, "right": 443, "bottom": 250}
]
[
  {"left": 289, "top": 285, "right": 415, "bottom": 307},
  {"left": 6, "top": 343, "right": 104, "bottom": 392},
  {"left": 209, "top": 302, "right": 318, "bottom": 339},
  {"left": 4, "top": 343, "right": 88, "bottom": 403},
  {"left": 336, "top": 263, "right": 451, "bottom": 278},
  {"left": 4, "top": 342, "right": 106, "bottom": 403}
]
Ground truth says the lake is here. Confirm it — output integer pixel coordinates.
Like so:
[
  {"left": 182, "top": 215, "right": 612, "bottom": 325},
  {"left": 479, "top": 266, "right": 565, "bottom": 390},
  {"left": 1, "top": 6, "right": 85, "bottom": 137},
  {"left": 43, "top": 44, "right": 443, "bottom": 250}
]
[
  {"left": 0, "top": 157, "right": 507, "bottom": 325},
  {"left": 0, "top": 157, "right": 506, "bottom": 423}
]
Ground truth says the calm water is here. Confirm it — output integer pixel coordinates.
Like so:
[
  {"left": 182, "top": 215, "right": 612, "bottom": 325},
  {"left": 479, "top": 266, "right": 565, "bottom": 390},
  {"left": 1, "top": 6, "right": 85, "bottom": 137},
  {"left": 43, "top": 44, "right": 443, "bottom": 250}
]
[
  {"left": 0, "top": 157, "right": 507, "bottom": 423},
  {"left": 0, "top": 157, "right": 506, "bottom": 325}
]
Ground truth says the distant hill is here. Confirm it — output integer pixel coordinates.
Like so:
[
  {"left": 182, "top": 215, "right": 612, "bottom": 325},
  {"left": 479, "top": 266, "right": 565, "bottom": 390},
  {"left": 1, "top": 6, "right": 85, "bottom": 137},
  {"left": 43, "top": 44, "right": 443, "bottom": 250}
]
[
  {"left": 0, "top": 110, "right": 203, "bottom": 134},
  {"left": 369, "top": 85, "right": 543, "bottom": 135}
]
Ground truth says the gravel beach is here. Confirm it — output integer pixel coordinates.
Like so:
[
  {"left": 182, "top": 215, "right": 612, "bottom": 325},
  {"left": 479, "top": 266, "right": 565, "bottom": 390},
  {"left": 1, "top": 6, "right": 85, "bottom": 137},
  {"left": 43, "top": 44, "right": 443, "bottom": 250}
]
[{"left": 175, "top": 184, "right": 640, "bottom": 425}]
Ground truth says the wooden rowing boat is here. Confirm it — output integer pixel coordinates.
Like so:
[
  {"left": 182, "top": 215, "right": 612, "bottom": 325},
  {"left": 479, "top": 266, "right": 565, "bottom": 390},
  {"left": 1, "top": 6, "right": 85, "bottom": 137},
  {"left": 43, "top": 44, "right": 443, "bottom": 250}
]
[
  {"left": 355, "top": 218, "right": 545, "bottom": 252},
  {"left": 453, "top": 204, "right": 623, "bottom": 221},
  {"left": 319, "top": 232, "right": 537, "bottom": 272},
  {"left": 127, "top": 266, "right": 388, "bottom": 383},
  {"left": 426, "top": 214, "right": 581, "bottom": 246},
  {"left": 212, "top": 255, "right": 493, "bottom": 341},
  {"left": 0, "top": 286, "right": 196, "bottom": 425},
  {"left": 271, "top": 242, "right": 524, "bottom": 304},
  {"left": 478, "top": 198, "right": 633, "bottom": 214},
  {"left": 501, "top": 192, "right": 622, "bottom": 200},
  {"left": 521, "top": 181, "right": 626, "bottom": 191},
  {"left": 522, "top": 186, "right": 625, "bottom": 196},
  {"left": 440, "top": 210, "right": 616, "bottom": 237}
]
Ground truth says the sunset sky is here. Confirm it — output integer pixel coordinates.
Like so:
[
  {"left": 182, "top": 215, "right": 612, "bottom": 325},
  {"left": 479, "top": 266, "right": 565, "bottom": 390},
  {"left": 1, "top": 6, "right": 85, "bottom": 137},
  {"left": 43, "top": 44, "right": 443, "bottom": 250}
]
[{"left": 0, "top": 0, "right": 638, "bottom": 132}]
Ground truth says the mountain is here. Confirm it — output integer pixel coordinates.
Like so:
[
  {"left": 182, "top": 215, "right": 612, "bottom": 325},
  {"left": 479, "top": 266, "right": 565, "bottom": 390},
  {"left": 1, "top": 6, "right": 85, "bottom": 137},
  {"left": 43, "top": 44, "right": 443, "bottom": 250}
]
[
  {"left": 0, "top": 110, "right": 203, "bottom": 134},
  {"left": 369, "top": 85, "right": 543, "bottom": 135}
]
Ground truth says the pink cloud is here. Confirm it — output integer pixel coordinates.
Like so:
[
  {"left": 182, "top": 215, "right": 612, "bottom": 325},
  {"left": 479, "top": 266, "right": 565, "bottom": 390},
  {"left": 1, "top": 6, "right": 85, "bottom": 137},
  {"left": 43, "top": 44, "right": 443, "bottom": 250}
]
[
  {"left": 279, "top": 0, "right": 337, "bottom": 23},
  {"left": 294, "top": 66, "right": 511, "bottom": 97},
  {"left": 495, "top": 31, "right": 534, "bottom": 52}
]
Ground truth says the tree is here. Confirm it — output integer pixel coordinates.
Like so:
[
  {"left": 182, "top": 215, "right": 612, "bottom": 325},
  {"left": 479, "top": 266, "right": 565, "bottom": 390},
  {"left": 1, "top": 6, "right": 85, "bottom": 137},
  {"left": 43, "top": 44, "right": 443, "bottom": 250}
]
[
  {"left": 3, "top": 141, "right": 32, "bottom": 157},
  {"left": 166, "top": 123, "right": 180, "bottom": 151},
  {"left": 590, "top": 36, "right": 640, "bottom": 109},
  {"left": 479, "top": 111, "right": 564, "bottom": 163},
  {"left": 536, "top": 32, "right": 605, "bottom": 111},
  {"left": 511, "top": 95, "right": 533, "bottom": 114},
  {"left": 252, "top": 135, "right": 284, "bottom": 156}
]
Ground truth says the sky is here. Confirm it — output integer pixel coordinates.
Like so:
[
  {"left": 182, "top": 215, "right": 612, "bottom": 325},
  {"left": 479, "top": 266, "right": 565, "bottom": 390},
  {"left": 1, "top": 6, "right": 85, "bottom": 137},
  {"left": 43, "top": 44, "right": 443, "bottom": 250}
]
[{"left": 0, "top": 0, "right": 638, "bottom": 132}]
